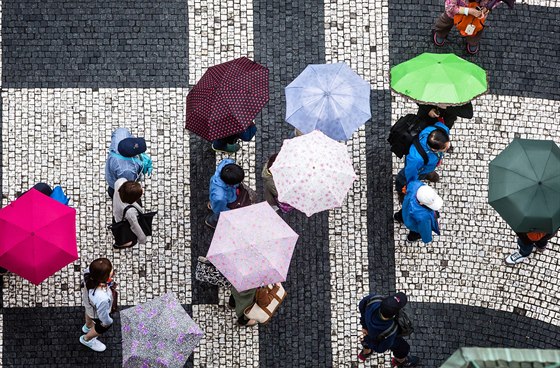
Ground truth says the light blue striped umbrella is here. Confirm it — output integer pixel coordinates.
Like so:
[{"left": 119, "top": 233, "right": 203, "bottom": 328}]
[{"left": 285, "top": 63, "right": 371, "bottom": 141}]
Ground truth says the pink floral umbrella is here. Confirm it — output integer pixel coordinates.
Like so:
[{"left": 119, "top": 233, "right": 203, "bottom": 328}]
[
  {"left": 269, "top": 130, "right": 357, "bottom": 216},
  {"left": 206, "top": 202, "right": 299, "bottom": 292}
]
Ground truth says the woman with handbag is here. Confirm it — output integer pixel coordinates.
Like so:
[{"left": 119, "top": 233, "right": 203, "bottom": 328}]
[
  {"left": 80, "top": 258, "right": 116, "bottom": 352},
  {"left": 112, "top": 178, "right": 146, "bottom": 249},
  {"left": 262, "top": 153, "right": 294, "bottom": 213},
  {"left": 432, "top": 0, "right": 498, "bottom": 54}
]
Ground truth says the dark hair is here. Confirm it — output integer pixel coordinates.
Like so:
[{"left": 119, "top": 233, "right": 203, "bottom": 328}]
[
  {"left": 220, "top": 164, "right": 245, "bottom": 185},
  {"left": 118, "top": 181, "right": 143, "bottom": 204},
  {"left": 266, "top": 153, "right": 279, "bottom": 170},
  {"left": 427, "top": 129, "right": 450, "bottom": 150},
  {"left": 85, "top": 258, "right": 113, "bottom": 290}
]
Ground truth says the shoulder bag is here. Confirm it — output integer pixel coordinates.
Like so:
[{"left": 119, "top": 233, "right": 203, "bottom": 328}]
[
  {"left": 109, "top": 205, "right": 157, "bottom": 245},
  {"left": 244, "top": 283, "right": 287, "bottom": 324}
]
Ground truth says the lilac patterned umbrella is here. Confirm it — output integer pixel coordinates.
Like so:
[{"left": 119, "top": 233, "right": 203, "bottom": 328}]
[
  {"left": 121, "top": 292, "right": 203, "bottom": 368},
  {"left": 206, "top": 202, "right": 299, "bottom": 292}
]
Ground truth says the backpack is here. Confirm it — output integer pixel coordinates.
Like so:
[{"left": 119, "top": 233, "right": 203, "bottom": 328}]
[
  {"left": 365, "top": 295, "right": 414, "bottom": 342},
  {"left": 387, "top": 114, "right": 432, "bottom": 164}
]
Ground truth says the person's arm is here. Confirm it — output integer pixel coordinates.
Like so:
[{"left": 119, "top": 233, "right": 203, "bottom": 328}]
[
  {"left": 126, "top": 208, "right": 147, "bottom": 244},
  {"left": 417, "top": 217, "right": 434, "bottom": 244},
  {"left": 404, "top": 155, "right": 423, "bottom": 183},
  {"left": 95, "top": 294, "right": 114, "bottom": 326},
  {"left": 452, "top": 102, "right": 473, "bottom": 119}
]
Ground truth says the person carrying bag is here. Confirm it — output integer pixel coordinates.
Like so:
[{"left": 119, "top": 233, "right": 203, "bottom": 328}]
[{"left": 109, "top": 178, "right": 156, "bottom": 249}]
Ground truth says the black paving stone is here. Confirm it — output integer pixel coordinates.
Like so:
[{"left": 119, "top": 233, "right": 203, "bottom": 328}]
[
  {"left": 406, "top": 302, "right": 560, "bottom": 366},
  {"left": 253, "top": 0, "right": 332, "bottom": 366},
  {"left": 2, "top": 305, "right": 195, "bottom": 367},
  {"left": 2, "top": 0, "right": 188, "bottom": 88},
  {"left": 366, "top": 89, "right": 396, "bottom": 295},
  {"left": 388, "top": 1, "right": 560, "bottom": 100},
  {"left": 189, "top": 134, "right": 220, "bottom": 306}
]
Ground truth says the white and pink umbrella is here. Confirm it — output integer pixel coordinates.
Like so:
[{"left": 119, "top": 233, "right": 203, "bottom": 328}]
[
  {"left": 206, "top": 202, "right": 299, "bottom": 292},
  {"left": 270, "top": 130, "right": 357, "bottom": 217}
]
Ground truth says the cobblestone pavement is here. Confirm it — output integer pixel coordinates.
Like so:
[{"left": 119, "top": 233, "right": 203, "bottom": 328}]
[{"left": 1, "top": 0, "right": 560, "bottom": 367}]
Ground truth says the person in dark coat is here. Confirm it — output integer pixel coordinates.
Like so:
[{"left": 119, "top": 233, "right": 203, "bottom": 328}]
[
  {"left": 358, "top": 292, "right": 419, "bottom": 367},
  {"left": 394, "top": 121, "right": 451, "bottom": 202},
  {"left": 394, "top": 181, "right": 442, "bottom": 243},
  {"left": 416, "top": 102, "right": 473, "bottom": 130},
  {"left": 505, "top": 230, "right": 558, "bottom": 265}
]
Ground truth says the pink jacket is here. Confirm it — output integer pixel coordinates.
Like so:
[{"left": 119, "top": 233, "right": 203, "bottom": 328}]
[{"left": 444, "top": 0, "right": 495, "bottom": 18}]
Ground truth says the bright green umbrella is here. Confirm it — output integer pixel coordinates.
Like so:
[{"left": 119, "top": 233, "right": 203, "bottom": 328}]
[
  {"left": 390, "top": 53, "right": 488, "bottom": 105},
  {"left": 488, "top": 138, "right": 560, "bottom": 233}
]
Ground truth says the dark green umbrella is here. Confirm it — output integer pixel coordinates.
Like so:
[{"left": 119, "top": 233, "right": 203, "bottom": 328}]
[{"left": 488, "top": 138, "right": 560, "bottom": 233}]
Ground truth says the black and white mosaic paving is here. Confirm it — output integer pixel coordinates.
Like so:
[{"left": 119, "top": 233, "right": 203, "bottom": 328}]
[{"left": 1, "top": 0, "right": 559, "bottom": 367}]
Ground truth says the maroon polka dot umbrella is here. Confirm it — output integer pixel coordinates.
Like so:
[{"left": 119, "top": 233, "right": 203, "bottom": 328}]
[{"left": 185, "top": 57, "right": 269, "bottom": 141}]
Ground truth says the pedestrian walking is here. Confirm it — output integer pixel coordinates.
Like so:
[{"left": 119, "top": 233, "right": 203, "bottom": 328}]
[
  {"left": 394, "top": 121, "right": 450, "bottom": 202},
  {"left": 228, "top": 288, "right": 258, "bottom": 327},
  {"left": 432, "top": 0, "right": 499, "bottom": 54},
  {"left": 505, "top": 230, "right": 558, "bottom": 265},
  {"left": 105, "top": 128, "right": 149, "bottom": 198},
  {"left": 80, "top": 258, "right": 115, "bottom": 352},
  {"left": 112, "top": 178, "right": 146, "bottom": 249},
  {"left": 262, "top": 153, "right": 294, "bottom": 213},
  {"left": 212, "top": 123, "right": 257, "bottom": 154},
  {"left": 395, "top": 181, "right": 443, "bottom": 243},
  {"left": 416, "top": 102, "right": 473, "bottom": 130},
  {"left": 358, "top": 292, "right": 419, "bottom": 367},
  {"left": 205, "top": 158, "right": 245, "bottom": 229}
]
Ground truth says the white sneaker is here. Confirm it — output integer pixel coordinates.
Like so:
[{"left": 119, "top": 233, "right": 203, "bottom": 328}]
[
  {"left": 80, "top": 335, "right": 106, "bottom": 352},
  {"left": 82, "top": 324, "right": 90, "bottom": 334},
  {"left": 505, "top": 251, "right": 527, "bottom": 265}
]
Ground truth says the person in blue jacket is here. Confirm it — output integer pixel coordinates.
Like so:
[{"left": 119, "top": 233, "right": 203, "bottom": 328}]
[
  {"left": 395, "top": 121, "right": 450, "bottom": 202},
  {"left": 358, "top": 292, "right": 419, "bottom": 367},
  {"left": 394, "top": 181, "right": 442, "bottom": 243},
  {"left": 205, "top": 158, "right": 245, "bottom": 229}
]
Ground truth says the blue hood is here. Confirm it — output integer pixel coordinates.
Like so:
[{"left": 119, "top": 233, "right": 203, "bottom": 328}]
[
  {"left": 109, "top": 128, "right": 132, "bottom": 154},
  {"left": 209, "top": 158, "right": 239, "bottom": 214}
]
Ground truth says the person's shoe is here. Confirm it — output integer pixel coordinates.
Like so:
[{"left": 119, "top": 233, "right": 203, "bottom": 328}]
[
  {"left": 505, "top": 251, "right": 527, "bottom": 265},
  {"left": 82, "top": 324, "right": 91, "bottom": 334},
  {"left": 358, "top": 348, "right": 373, "bottom": 361},
  {"left": 392, "top": 355, "right": 419, "bottom": 367},
  {"left": 466, "top": 43, "right": 480, "bottom": 55},
  {"left": 425, "top": 172, "right": 440, "bottom": 183},
  {"left": 204, "top": 215, "right": 217, "bottom": 230},
  {"left": 80, "top": 335, "right": 106, "bottom": 352},
  {"left": 212, "top": 142, "right": 240, "bottom": 154},
  {"left": 433, "top": 32, "right": 445, "bottom": 46},
  {"left": 394, "top": 210, "right": 404, "bottom": 224},
  {"left": 536, "top": 246, "right": 547, "bottom": 253},
  {"left": 227, "top": 295, "right": 236, "bottom": 310},
  {"left": 397, "top": 191, "right": 406, "bottom": 204},
  {"left": 407, "top": 232, "right": 422, "bottom": 242}
]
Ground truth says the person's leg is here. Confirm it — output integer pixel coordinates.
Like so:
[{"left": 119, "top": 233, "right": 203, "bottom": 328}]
[
  {"left": 534, "top": 238, "right": 549, "bottom": 251},
  {"left": 212, "top": 139, "right": 229, "bottom": 150},
  {"left": 432, "top": 12, "right": 454, "bottom": 42},
  {"left": 395, "top": 169, "right": 407, "bottom": 202},
  {"left": 466, "top": 28, "right": 484, "bottom": 47},
  {"left": 518, "top": 237, "right": 534, "bottom": 257},
  {"left": 394, "top": 209, "right": 404, "bottom": 223},
  {"left": 505, "top": 237, "right": 534, "bottom": 265},
  {"left": 205, "top": 212, "right": 220, "bottom": 229},
  {"left": 238, "top": 124, "right": 257, "bottom": 142},
  {"left": 407, "top": 231, "right": 422, "bottom": 242}
]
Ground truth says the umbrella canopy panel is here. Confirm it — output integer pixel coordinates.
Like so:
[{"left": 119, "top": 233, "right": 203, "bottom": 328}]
[
  {"left": 0, "top": 189, "right": 77, "bottom": 285},
  {"left": 285, "top": 62, "right": 371, "bottom": 141},
  {"left": 390, "top": 53, "right": 488, "bottom": 105},
  {"left": 488, "top": 139, "right": 560, "bottom": 233},
  {"left": 185, "top": 57, "right": 269, "bottom": 141},
  {"left": 121, "top": 292, "right": 204, "bottom": 368},
  {"left": 207, "top": 202, "right": 299, "bottom": 292},
  {"left": 270, "top": 130, "right": 357, "bottom": 217}
]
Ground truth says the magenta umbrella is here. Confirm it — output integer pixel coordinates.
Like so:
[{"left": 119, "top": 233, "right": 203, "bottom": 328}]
[{"left": 0, "top": 189, "right": 77, "bottom": 285}]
